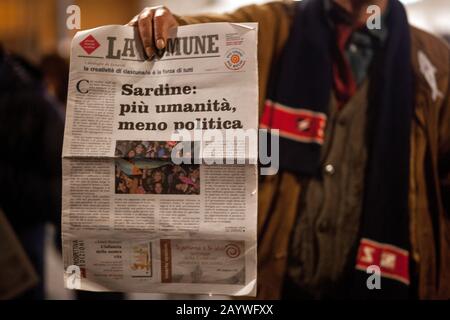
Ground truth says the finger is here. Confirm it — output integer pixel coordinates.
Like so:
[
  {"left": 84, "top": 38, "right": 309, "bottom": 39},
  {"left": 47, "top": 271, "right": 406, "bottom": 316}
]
[
  {"left": 153, "top": 7, "right": 170, "bottom": 50},
  {"left": 138, "top": 8, "right": 155, "bottom": 59}
]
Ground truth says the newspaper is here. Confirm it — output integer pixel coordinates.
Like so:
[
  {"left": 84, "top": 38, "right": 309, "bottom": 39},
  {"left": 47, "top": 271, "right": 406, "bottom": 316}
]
[{"left": 62, "top": 22, "right": 258, "bottom": 296}]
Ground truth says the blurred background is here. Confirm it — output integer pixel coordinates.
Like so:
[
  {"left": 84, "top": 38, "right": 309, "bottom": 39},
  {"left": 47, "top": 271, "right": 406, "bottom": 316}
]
[
  {"left": 0, "top": 0, "right": 448, "bottom": 300},
  {"left": 1, "top": 0, "right": 448, "bottom": 64}
]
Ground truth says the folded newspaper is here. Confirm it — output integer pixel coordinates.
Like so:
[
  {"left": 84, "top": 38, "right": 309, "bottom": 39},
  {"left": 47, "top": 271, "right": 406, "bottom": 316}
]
[{"left": 62, "top": 22, "right": 258, "bottom": 296}]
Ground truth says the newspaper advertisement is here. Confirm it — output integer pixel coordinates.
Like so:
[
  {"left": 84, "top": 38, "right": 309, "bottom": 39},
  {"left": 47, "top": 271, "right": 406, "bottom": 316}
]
[{"left": 62, "top": 22, "right": 258, "bottom": 296}]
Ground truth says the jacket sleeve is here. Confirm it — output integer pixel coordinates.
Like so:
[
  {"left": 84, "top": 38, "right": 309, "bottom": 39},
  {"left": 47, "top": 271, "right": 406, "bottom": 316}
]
[
  {"left": 438, "top": 49, "right": 450, "bottom": 217},
  {"left": 175, "top": 1, "right": 294, "bottom": 112}
]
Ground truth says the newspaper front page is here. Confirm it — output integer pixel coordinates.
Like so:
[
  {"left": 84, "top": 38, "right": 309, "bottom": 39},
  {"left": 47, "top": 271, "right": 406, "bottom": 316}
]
[{"left": 62, "top": 23, "right": 258, "bottom": 296}]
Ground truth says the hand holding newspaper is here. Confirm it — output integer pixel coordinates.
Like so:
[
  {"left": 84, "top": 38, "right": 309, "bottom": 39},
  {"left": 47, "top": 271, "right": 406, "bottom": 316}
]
[{"left": 62, "top": 22, "right": 258, "bottom": 296}]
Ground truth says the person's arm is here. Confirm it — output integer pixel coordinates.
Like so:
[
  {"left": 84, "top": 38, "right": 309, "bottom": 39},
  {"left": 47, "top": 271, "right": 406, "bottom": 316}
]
[{"left": 129, "top": 2, "right": 293, "bottom": 58}]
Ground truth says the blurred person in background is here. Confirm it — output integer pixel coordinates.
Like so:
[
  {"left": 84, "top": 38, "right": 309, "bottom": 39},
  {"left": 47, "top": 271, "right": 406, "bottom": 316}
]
[
  {"left": 39, "top": 54, "right": 69, "bottom": 109},
  {"left": 129, "top": 0, "right": 450, "bottom": 299},
  {"left": 0, "top": 46, "right": 123, "bottom": 300},
  {"left": 0, "top": 45, "right": 64, "bottom": 299}
]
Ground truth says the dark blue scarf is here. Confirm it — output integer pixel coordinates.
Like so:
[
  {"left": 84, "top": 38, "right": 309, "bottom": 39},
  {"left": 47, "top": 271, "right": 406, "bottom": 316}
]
[{"left": 261, "top": 0, "right": 413, "bottom": 297}]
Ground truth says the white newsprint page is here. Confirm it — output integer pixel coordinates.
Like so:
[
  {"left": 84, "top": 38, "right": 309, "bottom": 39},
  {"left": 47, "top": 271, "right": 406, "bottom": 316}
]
[{"left": 62, "top": 23, "right": 258, "bottom": 296}]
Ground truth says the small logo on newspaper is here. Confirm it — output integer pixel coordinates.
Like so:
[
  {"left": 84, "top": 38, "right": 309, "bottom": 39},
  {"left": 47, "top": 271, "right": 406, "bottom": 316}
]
[
  {"left": 225, "top": 243, "right": 241, "bottom": 258},
  {"left": 79, "top": 35, "right": 100, "bottom": 54},
  {"left": 224, "top": 48, "right": 246, "bottom": 71}
]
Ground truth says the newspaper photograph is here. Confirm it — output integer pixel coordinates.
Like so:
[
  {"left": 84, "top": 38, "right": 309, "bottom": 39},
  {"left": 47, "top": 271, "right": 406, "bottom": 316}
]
[{"left": 62, "top": 22, "right": 258, "bottom": 296}]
